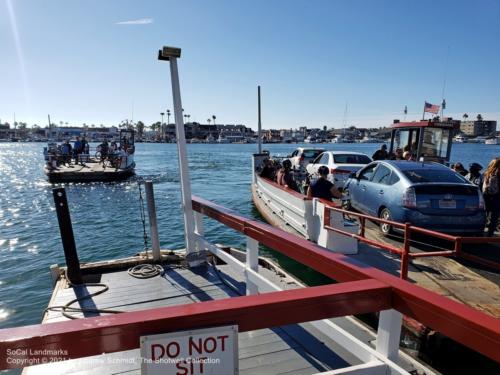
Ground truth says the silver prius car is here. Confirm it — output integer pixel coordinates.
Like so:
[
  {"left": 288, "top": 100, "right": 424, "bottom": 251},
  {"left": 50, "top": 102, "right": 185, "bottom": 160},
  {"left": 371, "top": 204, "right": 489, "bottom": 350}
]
[{"left": 344, "top": 160, "right": 486, "bottom": 235}]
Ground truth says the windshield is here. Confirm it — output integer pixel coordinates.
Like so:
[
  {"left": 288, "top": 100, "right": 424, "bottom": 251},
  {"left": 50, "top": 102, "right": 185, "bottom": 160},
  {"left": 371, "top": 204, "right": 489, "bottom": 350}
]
[
  {"left": 421, "top": 128, "right": 451, "bottom": 158},
  {"left": 403, "top": 169, "right": 468, "bottom": 183},
  {"left": 333, "top": 154, "right": 371, "bottom": 164},
  {"left": 303, "top": 150, "right": 324, "bottom": 158}
]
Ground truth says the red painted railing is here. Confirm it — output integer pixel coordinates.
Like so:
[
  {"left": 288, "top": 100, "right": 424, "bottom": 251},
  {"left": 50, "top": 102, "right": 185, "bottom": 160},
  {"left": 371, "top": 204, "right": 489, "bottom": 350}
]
[
  {"left": 0, "top": 196, "right": 498, "bottom": 370},
  {"left": 322, "top": 203, "right": 500, "bottom": 279}
]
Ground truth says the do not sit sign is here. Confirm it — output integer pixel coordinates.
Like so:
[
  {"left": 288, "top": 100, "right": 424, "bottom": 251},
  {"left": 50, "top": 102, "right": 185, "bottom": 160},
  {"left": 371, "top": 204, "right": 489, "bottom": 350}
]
[{"left": 140, "top": 325, "right": 238, "bottom": 375}]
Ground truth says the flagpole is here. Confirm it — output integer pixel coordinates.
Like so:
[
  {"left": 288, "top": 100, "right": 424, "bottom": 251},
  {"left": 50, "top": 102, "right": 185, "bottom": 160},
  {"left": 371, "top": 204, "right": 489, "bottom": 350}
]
[{"left": 422, "top": 102, "right": 426, "bottom": 121}]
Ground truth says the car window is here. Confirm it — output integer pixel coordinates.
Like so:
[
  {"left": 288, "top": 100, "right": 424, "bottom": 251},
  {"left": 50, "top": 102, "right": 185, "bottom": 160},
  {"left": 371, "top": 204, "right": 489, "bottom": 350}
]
[
  {"left": 359, "top": 164, "right": 377, "bottom": 181},
  {"left": 312, "top": 154, "right": 322, "bottom": 164},
  {"left": 333, "top": 154, "right": 371, "bottom": 164},
  {"left": 371, "top": 165, "right": 392, "bottom": 185},
  {"left": 319, "top": 153, "right": 330, "bottom": 164},
  {"left": 388, "top": 172, "right": 400, "bottom": 185},
  {"left": 291, "top": 150, "right": 298, "bottom": 157},
  {"left": 303, "top": 149, "right": 324, "bottom": 158},
  {"left": 403, "top": 168, "right": 468, "bottom": 183}
]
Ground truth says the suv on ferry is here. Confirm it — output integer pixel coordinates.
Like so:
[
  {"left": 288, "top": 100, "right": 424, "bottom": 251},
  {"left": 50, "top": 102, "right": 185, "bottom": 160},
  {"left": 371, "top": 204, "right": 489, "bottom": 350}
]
[{"left": 287, "top": 147, "right": 324, "bottom": 171}]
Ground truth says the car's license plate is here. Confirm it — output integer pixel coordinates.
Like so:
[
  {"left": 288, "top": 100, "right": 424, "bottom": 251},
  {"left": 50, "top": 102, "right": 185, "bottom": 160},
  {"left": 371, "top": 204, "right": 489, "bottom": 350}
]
[{"left": 439, "top": 200, "right": 456, "bottom": 209}]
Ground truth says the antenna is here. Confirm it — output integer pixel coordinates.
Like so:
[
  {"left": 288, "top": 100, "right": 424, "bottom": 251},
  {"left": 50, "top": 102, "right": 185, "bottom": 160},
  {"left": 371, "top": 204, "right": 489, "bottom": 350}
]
[
  {"left": 441, "top": 46, "right": 450, "bottom": 119},
  {"left": 258, "top": 86, "right": 262, "bottom": 153}
]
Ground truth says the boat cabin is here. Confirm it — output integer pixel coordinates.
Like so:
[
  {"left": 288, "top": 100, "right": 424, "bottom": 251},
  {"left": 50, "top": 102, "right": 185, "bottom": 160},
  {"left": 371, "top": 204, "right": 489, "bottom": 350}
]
[
  {"left": 389, "top": 120, "right": 456, "bottom": 164},
  {"left": 119, "top": 128, "right": 135, "bottom": 154}
]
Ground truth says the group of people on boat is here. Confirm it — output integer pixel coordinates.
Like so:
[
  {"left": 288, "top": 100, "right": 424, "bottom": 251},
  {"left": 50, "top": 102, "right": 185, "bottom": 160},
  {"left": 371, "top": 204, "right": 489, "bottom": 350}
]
[
  {"left": 259, "top": 158, "right": 342, "bottom": 201},
  {"left": 260, "top": 152, "right": 499, "bottom": 237},
  {"left": 46, "top": 137, "right": 90, "bottom": 168},
  {"left": 372, "top": 144, "right": 414, "bottom": 161}
]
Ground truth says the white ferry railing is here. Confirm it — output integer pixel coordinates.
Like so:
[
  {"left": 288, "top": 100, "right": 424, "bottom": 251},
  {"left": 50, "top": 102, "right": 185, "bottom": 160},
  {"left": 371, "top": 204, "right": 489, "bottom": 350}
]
[{"left": 190, "top": 195, "right": 500, "bottom": 373}]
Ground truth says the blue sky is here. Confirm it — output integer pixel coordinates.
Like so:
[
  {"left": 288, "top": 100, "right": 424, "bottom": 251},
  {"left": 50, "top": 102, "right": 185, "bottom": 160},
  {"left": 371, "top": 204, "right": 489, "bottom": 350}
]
[{"left": 1, "top": 0, "right": 499, "bottom": 129}]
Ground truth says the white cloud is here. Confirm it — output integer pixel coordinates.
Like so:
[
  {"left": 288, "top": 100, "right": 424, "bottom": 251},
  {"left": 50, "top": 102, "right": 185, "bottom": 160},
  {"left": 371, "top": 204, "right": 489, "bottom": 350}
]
[{"left": 115, "top": 18, "right": 153, "bottom": 25}]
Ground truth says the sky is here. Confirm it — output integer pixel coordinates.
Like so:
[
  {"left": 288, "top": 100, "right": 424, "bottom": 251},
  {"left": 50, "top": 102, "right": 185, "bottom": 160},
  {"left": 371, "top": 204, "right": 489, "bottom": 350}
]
[{"left": 1, "top": 0, "right": 500, "bottom": 130}]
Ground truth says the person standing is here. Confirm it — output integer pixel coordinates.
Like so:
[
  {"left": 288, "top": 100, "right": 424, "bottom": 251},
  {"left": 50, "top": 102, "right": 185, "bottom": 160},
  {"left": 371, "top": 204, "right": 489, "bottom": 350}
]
[
  {"left": 372, "top": 144, "right": 388, "bottom": 161},
  {"left": 307, "top": 166, "right": 342, "bottom": 200},
  {"left": 73, "top": 136, "right": 82, "bottom": 163},
  {"left": 466, "top": 163, "right": 483, "bottom": 187},
  {"left": 482, "top": 158, "right": 500, "bottom": 236},
  {"left": 277, "top": 159, "right": 298, "bottom": 192}
]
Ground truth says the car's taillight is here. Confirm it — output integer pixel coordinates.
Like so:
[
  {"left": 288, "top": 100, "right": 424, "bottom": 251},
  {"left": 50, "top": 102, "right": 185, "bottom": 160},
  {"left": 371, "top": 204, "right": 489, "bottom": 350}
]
[
  {"left": 402, "top": 187, "right": 417, "bottom": 208},
  {"left": 300, "top": 155, "right": 305, "bottom": 161}
]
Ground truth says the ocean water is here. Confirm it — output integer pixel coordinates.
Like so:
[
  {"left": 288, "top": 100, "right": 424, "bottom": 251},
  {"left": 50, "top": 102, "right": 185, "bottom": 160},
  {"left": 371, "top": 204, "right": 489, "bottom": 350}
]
[{"left": 0, "top": 141, "right": 498, "bottom": 330}]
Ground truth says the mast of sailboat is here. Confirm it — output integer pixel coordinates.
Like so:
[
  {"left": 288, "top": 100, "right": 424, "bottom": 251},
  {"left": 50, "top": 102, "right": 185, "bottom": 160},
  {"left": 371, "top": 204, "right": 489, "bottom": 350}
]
[
  {"left": 158, "top": 46, "right": 196, "bottom": 254},
  {"left": 258, "top": 85, "right": 262, "bottom": 153},
  {"left": 48, "top": 114, "right": 51, "bottom": 140}
]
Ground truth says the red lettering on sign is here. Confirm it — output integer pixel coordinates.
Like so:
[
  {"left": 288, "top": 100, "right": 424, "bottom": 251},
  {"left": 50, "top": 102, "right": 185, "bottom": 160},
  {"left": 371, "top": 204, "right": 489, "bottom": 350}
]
[
  {"left": 175, "top": 360, "right": 189, "bottom": 375},
  {"left": 151, "top": 344, "right": 165, "bottom": 361},
  {"left": 166, "top": 341, "right": 180, "bottom": 358},
  {"left": 203, "top": 337, "right": 216, "bottom": 353},
  {"left": 189, "top": 336, "right": 203, "bottom": 355},
  {"left": 217, "top": 335, "right": 228, "bottom": 351}
]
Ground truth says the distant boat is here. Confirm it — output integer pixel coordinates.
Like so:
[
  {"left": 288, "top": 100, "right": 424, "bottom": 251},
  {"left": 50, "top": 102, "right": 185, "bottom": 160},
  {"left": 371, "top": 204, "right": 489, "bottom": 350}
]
[
  {"left": 485, "top": 137, "right": 499, "bottom": 145},
  {"left": 358, "top": 136, "right": 383, "bottom": 143},
  {"left": 453, "top": 134, "right": 467, "bottom": 143}
]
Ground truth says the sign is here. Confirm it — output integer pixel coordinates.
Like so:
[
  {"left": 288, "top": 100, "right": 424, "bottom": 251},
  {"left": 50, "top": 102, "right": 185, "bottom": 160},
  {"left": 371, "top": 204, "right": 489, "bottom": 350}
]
[{"left": 140, "top": 325, "right": 238, "bottom": 375}]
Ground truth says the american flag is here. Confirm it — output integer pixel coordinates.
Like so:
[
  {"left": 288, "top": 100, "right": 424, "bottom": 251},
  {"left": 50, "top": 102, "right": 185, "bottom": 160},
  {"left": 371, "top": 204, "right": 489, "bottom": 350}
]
[{"left": 424, "top": 101, "right": 440, "bottom": 114}]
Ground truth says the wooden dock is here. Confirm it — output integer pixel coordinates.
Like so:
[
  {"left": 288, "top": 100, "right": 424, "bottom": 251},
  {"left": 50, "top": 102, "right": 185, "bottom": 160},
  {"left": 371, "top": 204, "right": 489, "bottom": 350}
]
[{"left": 23, "top": 254, "right": 429, "bottom": 374}]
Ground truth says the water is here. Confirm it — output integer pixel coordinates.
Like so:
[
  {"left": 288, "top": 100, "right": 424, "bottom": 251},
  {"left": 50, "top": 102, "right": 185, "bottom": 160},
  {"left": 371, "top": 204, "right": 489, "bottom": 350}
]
[{"left": 0, "top": 142, "right": 498, "bottom": 330}]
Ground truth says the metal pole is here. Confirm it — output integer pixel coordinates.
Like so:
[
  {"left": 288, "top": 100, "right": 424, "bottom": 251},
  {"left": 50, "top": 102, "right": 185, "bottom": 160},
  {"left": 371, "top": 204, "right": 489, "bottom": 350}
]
[
  {"left": 145, "top": 181, "right": 161, "bottom": 261},
  {"left": 258, "top": 86, "right": 262, "bottom": 154},
  {"left": 169, "top": 56, "right": 196, "bottom": 254},
  {"left": 52, "top": 188, "right": 82, "bottom": 285}
]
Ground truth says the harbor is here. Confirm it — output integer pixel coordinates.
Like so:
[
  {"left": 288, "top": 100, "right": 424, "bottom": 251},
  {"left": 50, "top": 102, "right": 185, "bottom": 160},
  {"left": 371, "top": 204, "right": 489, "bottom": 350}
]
[{"left": 1, "top": 2, "right": 500, "bottom": 374}]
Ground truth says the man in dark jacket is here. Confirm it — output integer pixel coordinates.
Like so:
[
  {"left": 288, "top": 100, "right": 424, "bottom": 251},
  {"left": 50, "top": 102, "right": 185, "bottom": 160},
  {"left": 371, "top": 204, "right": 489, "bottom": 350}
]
[{"left": 372, "top": 144, "right": 388, "bottom": 161}]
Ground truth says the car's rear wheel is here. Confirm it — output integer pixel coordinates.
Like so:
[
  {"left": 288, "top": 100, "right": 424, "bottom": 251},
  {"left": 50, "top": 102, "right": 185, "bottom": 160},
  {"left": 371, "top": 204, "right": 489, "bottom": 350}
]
[{"left": 379, "top": 208, "right": 393, "bottom": 235}]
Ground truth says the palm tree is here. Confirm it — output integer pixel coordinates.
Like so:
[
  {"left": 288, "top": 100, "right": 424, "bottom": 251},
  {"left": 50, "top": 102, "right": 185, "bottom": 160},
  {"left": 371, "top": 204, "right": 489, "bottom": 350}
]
[
  {"left": 166, "top": 109, "right": 171, "bottom": 125},
  {"left": 462, "top": 113, "right": 469, "bottom": 121},
  {"left": 207, "top": 118, "right": 211, "bottom": 125},
  {"left": 187, "top": 114, "right": 191, "bottom": 123},
  {"left": 476, "top": 114, "right": 483, "bottom": 121},
  {"left": 212, "top": 115, "right": 216, "bottom": 126}
]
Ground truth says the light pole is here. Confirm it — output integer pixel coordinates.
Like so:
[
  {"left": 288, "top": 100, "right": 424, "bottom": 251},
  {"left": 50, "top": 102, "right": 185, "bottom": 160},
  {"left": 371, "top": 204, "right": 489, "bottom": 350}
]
[{"left": 158, "top": 45, "right": 196, "bottom": 254}]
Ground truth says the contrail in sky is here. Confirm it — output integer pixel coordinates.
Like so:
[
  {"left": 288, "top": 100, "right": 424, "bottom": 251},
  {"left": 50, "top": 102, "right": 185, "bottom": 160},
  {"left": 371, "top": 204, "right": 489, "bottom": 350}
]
[
  {"left": 6, "top": 0, "right": 30, "bottom": 111},
  {"left": 115, "top": 18, "right": 153, "bottom": 25}
]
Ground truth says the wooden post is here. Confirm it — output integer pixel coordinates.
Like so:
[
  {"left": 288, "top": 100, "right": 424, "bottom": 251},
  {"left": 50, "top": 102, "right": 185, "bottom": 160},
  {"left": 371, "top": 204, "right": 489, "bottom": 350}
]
[
  {"left": 144, "top": 181, "right": 161, "bottom": 262},
  {"left": 52, "top": 188, "right": 82, "bottom": 285},
  {"left": 376, "top": 309, "right": 403, "bottom": 360}
]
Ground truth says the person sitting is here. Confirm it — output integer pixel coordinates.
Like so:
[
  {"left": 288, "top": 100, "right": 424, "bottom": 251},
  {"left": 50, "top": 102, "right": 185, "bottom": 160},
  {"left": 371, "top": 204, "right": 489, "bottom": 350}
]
[
  {"left": 452, "top": 162, "right": 468, "bottom": 176},
  {"left": 307, "top": 166, "right": 342, "bottom": 200},
  {"left": 277, "top": 159, "right": 298, "bottom": 192},
  {"left": 260, "top": 159, "right": 275, "bottom": 180},
  {"left": 466, "top": 163, "right": 483, "bottom": 186},
  {"left": 372, "top": 144, "right": 388, "bottom": 161},
  {"left": 390, "top": 148, "right": 404, "bottom": 160},
  {"left": 402, "top": 151, "right": 413, "bottom": 161}
]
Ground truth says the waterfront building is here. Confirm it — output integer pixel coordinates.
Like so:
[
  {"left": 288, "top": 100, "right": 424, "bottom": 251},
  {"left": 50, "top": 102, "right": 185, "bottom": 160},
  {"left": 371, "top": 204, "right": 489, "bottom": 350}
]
[{"left": 460, "top": 120, "right": 497, "bottom": 137}]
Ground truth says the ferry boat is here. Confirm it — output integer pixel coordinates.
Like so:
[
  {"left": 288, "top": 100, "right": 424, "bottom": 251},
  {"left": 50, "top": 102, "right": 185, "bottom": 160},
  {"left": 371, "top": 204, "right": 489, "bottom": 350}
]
[
  {"left": 252, "top": 118, "right": 500, "bottom": 356},
  {"left": 43, "top": 129, "right": 136, "bottom": 183},
  {"left": 0, "top": 47, "right": 498, "bottom": 375},
  {"left": 453, "top": 134, "right": 467, "bottom": 143}
]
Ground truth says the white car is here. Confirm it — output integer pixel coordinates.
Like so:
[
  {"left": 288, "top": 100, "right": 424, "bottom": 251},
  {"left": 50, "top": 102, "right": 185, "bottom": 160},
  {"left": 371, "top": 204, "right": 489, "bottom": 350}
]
[
  {"left": 287, "top": 147, "right": 325, "bottom": 171},
  {"left": 306, "top": 151, "right": 372, "bottom": 189}
]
